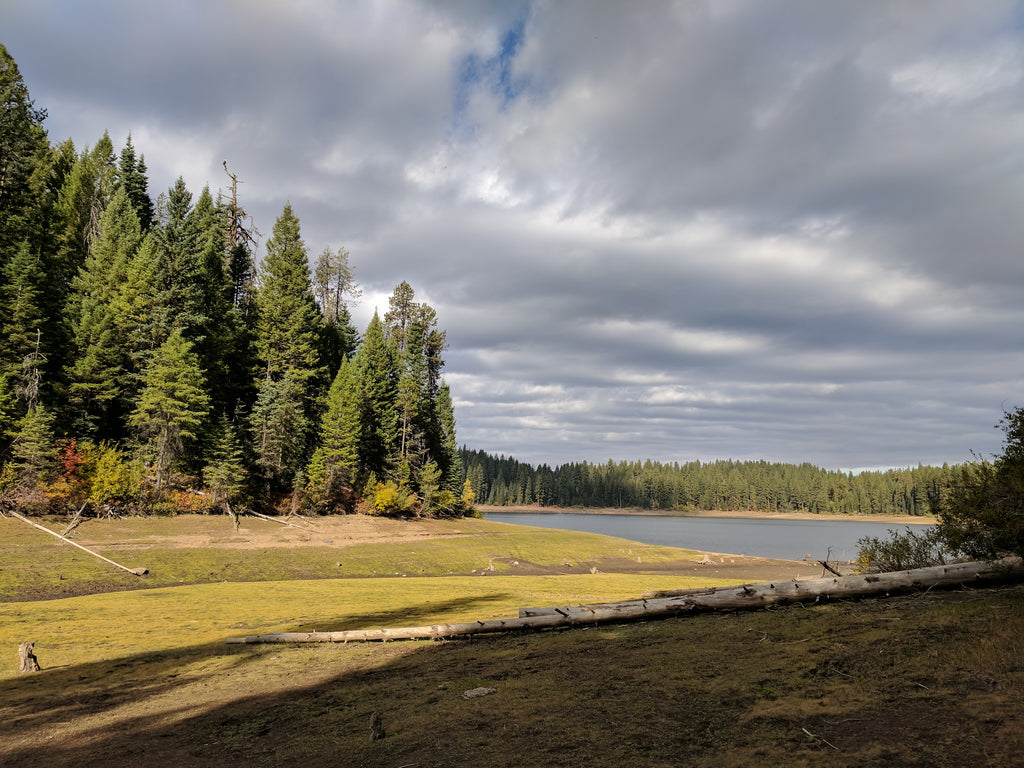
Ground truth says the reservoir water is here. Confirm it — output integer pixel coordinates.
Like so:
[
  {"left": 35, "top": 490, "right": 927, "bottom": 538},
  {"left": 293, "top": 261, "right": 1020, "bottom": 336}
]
[{"left": 485, "top": 511, "right": 933, "bottom": 562}]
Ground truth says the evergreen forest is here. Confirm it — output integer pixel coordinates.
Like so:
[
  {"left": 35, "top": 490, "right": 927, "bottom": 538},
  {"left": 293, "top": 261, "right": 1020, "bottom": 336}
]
[
  {"left": 462, "top": 450, "right": 960, "bottom": 517},
  {"left": 0, "top": 44, "right": 471, "bottom": 518}
]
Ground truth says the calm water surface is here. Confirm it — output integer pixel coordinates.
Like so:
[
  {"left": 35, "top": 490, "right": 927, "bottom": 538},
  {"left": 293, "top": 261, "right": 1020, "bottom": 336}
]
[{"left": 486, "top": 512, "right": 932, "bottom": 561}]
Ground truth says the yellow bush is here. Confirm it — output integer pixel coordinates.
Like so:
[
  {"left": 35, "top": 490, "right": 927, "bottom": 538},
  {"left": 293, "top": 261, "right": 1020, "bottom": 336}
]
[{"left": 369, "top": 481, "right": 417, "bottom": 516}]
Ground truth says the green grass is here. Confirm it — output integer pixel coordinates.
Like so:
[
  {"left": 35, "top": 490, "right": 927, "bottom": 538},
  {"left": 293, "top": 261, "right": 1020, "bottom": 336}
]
[
  {"left": 0, "top": 515, "right": 699, "bottom": 600},
  {"left": 0, "top": 573, "right": 742, "bottom": 677}
]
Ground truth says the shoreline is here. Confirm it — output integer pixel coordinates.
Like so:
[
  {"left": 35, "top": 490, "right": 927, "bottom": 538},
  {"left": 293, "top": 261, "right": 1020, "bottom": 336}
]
[{"left": 478, "top": 504, "right": 934, "bottom": 526}]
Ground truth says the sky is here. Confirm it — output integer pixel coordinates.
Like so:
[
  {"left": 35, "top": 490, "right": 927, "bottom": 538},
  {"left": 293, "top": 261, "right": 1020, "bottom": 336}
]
[{"left": 3, "top": 1, "right": 1022, "bottom": 471}]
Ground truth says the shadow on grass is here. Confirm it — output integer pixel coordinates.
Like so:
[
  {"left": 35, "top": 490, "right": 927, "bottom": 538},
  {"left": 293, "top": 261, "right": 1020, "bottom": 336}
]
[
  {"left": 284, "top": 591, "right": 515, "bottom": 633},
  {"left": 0, "top": 590, "right": 511, "bottom": 729},
  {"left": 2, "top": 587, "right": 1020, "bottom": 768}
]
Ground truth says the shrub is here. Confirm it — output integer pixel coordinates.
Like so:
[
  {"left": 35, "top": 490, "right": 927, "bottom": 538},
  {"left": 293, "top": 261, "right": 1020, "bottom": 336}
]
[
  {"left": 858, "top": 406, "right": 1024, "bottom": 571},
  {"left": 855, "top": 526, "right": 948, "bottom": 574},
  {"left": 368, "top": 481, "right": 417, "bottom": 516},
  {"left": 89, "top": 446, "right": 140, "bottom": 513}
]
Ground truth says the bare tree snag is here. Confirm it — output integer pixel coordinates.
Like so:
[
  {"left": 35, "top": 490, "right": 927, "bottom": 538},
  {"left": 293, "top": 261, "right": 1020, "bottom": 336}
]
[
  {"left": 6, "top": 509, "right": 148, "bottom": 576},
  {"left": 19, "top": 642, "right": 40, "bottom": 673},
  {"left": 224, "top": 502, "right": 241, "bottom": 531},
  {"left": 226, "top": 557, "right": 1023, "bottom": 645}
]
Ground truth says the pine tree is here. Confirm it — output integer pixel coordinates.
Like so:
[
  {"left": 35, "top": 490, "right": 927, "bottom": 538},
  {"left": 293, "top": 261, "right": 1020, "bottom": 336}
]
[
  {"left": 354, "top": 312, "right": 399, "bottom": 482},
  {"left": 150, "top": 177, "right": 208, "bottom": 345},
  {"left": 85, "top": 132, "right": 118, "bottom": 242},
  {"left": 186, "top": 186, "right": 236, "bottom": 416},
  {"left": 0, "top": 371, "right": 16, "bottom": 446},
  {"left": 0, "top": 242, "right": 47, "bottom": 372},
  {"left": 118, "top": 234, "right": 162, "bottom": 392},
  {"left": 384, "top": 280, "right": 417, "bottom": 353},
  {"left": 249, "top": 371, "right": 308, "bottom": 486},
  {"left": 129, "top": 331, "right": 210, "bottom": 489},
  {"left": 220, "top": 161, "right": 259, "bottom": 312},
  {"left": 317, "top": 357, "right": 361, "bottom": 483},
  {"left": 116, "top": 134, "right": 154, "bottom": 232},
  {"left": 396, "top": 314, "right": 428, "bottom": 464},
  {"left": 66, "top": 186, "right": 142, "bottom": 437},
  {"left": 0, "top": 43, "right": 49, "bottom": 272},
  {"left": 249, "top": 204, "right": 325, "bottom": 485},
  {"left": 52, "top": 143, "right": 98, "bottom": 288},
  {"left": 314, "top": 245, "right": 360, "bottom": 380},
  {"left": 436, "top": 381, "right": 462, "bottom": 493},
  {"left": 313, "top": 245, "right": 361, "bottom": 324},
  {"left": 202, "top": 414, "right": 247, "bottom": 505},
  {"left": 254, "top": 203, "right": 323, "bottom": 382},
  {"left": 10, "top": 404, "right": 55, "bottom": 488}
]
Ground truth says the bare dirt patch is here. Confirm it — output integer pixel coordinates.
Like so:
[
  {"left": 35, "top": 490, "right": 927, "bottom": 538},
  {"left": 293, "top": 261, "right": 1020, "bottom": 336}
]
[{"left": 73, "top": 514, "right": 478, "bottom": 552}]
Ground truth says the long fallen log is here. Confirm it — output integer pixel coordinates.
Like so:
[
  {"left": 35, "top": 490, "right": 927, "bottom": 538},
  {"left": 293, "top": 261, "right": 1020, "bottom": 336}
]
[
  {"left": 226, "top": 556, "right": 1023, "bottom": 645},
  {"left": 6, "top": 509, "right": 148, "bottom": 576}
]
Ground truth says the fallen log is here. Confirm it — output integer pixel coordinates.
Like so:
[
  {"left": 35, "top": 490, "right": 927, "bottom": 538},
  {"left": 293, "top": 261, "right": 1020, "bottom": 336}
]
[
  {"left": 6, "top": 509, "right": 148, "bottom": 576},
  {"left": 226, "top": 556, "right": 1023, "bottom": 645},
  {"left": 243, "top": 509, "right": 315, "bottom": 530}
]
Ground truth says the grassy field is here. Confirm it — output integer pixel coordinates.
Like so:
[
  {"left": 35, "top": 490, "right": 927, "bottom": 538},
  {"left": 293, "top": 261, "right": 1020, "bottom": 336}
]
[{"left": 0, "top": 513, "right": 1021, "bottom": 767}]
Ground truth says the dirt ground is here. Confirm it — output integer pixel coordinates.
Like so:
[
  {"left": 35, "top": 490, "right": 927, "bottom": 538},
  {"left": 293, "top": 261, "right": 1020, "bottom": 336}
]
[{"left": 90, "top": 513, "right": 477, "bottom": 551}]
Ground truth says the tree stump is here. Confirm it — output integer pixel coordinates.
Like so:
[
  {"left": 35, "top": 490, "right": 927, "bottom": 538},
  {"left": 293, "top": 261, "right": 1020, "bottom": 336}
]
[
  {"left": 369, "top": 711, "right": 385, "bottom": 741},
  {"left": 19, "top": 642, "right": 40, "bottom": 673}
]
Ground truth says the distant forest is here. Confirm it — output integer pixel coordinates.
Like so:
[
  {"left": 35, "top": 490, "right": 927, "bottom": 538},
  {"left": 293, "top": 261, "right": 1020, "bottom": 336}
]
[
  {"left": 461, "top": 449, "right": 960, "bottom": 516},
  {"left": 0, "top": 44, "right": 470, "bottom": 518}
]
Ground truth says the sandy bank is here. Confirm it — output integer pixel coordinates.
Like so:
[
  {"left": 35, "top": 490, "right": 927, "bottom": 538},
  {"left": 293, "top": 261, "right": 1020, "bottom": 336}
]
[{"left": 479, "top": 504, "right": 934, "bottom": 526}]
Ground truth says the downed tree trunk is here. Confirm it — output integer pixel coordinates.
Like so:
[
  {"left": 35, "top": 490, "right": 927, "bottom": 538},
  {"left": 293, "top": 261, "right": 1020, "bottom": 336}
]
[
  {"left": 243, "top": 509, "right": 315, "bottom": 530},
  {"left": 5, "top": 510, "right": 148, "bottom": 576},
  {"left": 227, "top": 556, "right": 1023, "bottom": 645}
]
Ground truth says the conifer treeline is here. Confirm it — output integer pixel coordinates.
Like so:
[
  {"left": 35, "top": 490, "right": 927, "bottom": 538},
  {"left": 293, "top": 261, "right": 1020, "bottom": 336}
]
[
  {"left": 462, "top": 450, "right": 960, "bottom": 517},
  {"left": 0, "top": 44, "right": 471, "bottom": 517}
]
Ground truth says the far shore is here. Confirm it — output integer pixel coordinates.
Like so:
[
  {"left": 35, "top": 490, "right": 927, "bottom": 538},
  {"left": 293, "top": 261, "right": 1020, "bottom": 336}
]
[{"left": 479, "top": 504, "right": 934, "bottom": 526}]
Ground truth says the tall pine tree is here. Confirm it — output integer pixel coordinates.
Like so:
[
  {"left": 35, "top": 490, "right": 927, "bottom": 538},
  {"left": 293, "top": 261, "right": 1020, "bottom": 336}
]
[
  {"left": 116, "top": 134, "right": 154, "bottom": 232},
  {"left": 250, "top": 203, "right": 324, "bottom": 486},
  {"left": 66, "top": 186, "right": 142, "bottom": 437},
  {"left": 130, "top": 331, "right": 210, "bottom": 489},
  {"left": 353, "top": 311, "right": 399, "bottom": 484}
]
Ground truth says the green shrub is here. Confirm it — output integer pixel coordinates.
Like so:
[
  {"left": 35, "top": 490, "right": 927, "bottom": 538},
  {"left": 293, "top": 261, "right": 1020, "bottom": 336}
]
[
  {"left": 89, "top": 446, "right": 139, "bottom": 512},
  {"left": 855, "top": 526, "right": 948, "bottom": 574},
  {"left": 859, "top": 406, "right": 1024, "bottom": 570}
]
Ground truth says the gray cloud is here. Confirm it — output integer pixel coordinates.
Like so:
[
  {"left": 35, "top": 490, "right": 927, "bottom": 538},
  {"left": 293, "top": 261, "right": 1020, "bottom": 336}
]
[{"left": 3, "top": 0, "right": 1021, "bottom": 469}]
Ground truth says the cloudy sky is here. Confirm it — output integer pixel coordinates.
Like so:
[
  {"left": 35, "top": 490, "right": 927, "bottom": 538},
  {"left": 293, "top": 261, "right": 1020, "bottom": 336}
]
[{"left": 4, "top": 1, "right": 1022, "bottom": 470}]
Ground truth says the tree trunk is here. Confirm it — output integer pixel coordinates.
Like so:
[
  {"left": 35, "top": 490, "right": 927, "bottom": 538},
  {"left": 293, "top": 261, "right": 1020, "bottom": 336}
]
[{"left": 226, "top": 557, "right": 1023, "bottom": 645}]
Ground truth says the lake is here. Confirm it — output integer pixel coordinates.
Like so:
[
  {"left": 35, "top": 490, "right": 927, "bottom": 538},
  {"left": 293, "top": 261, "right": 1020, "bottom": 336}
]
[{"left": 485, "top": 511, "right": 933, "bottom": 561}]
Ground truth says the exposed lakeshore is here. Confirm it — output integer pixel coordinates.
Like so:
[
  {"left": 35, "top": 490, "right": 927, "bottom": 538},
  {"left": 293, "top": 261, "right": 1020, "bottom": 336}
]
[{"left": 480, "top": 504, "right": 934, "bottom": 526}]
